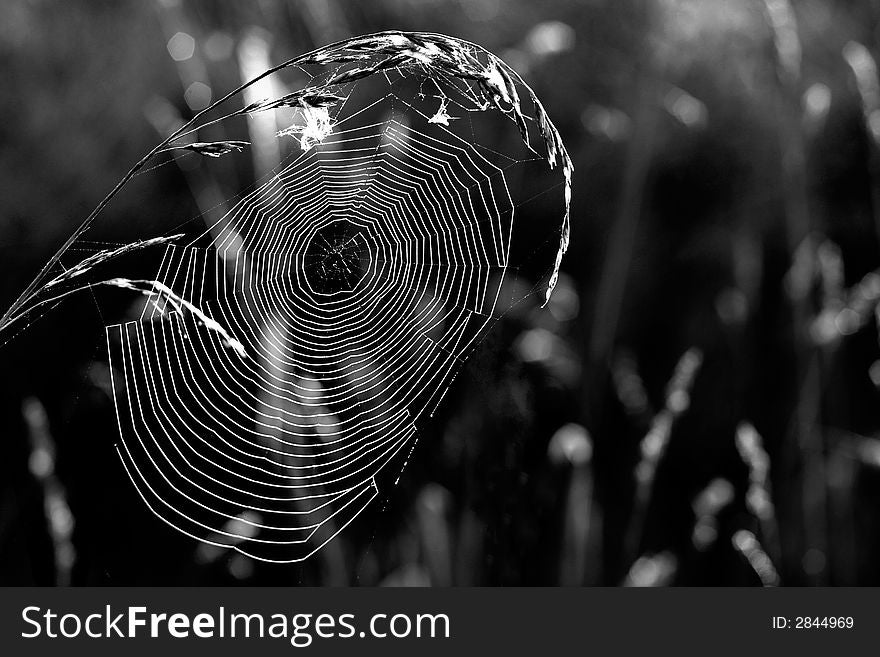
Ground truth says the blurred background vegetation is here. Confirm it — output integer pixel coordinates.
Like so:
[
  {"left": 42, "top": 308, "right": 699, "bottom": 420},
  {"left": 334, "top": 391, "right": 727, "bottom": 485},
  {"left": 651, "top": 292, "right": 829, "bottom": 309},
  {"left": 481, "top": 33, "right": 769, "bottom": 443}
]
[{"left": 2, "top": 0, "right": 880, "bottom": 586}]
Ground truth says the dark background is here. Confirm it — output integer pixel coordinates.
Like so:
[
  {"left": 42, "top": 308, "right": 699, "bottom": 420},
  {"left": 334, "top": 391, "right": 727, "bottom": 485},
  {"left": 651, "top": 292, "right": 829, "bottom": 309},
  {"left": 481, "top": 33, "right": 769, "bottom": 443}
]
[{"left": 2, "top": 0, "right": 880, "bottom": 586}]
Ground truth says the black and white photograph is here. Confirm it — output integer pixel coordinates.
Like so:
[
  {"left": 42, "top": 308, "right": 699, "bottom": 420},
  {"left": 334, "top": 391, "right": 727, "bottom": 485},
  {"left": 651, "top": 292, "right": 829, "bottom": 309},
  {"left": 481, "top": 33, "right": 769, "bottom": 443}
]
[{"left": 0, "top": 0, "right": 878, "bottom": 653}]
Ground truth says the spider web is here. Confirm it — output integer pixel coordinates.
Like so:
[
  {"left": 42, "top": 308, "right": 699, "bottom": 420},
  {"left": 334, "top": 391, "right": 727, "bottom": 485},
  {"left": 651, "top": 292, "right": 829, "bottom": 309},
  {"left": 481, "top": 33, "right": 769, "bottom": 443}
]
[{"left": 7, "top": 32, "right": 572, "bottom": 563}]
